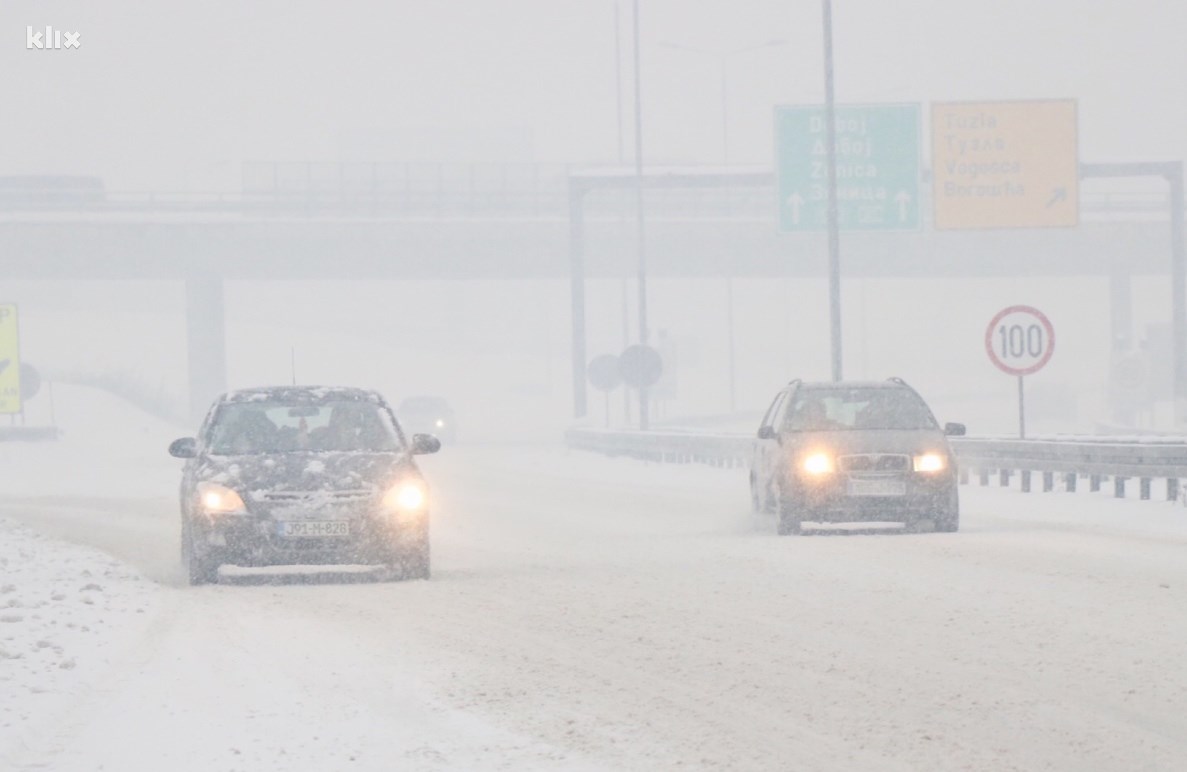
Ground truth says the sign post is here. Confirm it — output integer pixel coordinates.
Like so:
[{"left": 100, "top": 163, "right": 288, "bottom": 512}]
[
  {"left": 587, "top": 354, "right": 622, "bottom": 428},
  {"left": 0, "top": 304, "right": 22, "bottom": 416},
  {"left": 985, "top": 305, "right": 1056, "bottom": 438}
]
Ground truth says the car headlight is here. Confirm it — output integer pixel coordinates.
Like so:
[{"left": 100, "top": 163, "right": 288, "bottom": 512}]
[
  {"left": 196, "top": 482, "right": 247, "bottom": 516},
  {"left": 913, "top": 453, "right": 947, "bottom": 473},
  {"left": 801, "top": 452, "right": 835, "bottom": 476},
  {"left": 434, "top": 419, "right": 445, "bottom": 428},
  {"left": 382, "top": 480, "right": 428, "bottom": 514}
]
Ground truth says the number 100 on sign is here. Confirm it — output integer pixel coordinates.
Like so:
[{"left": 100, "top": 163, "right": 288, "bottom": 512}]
[{"left": 985, "top": 305, "right": 1055, "bottom": 376}]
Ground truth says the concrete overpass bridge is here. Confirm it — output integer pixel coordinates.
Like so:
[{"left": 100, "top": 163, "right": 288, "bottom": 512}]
[{"left": 1, "top": 162, "right": 1182, "bottom": 418}]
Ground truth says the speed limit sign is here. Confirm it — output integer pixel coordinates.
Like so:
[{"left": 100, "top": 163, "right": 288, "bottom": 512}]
[
  {"left": 985, "top": 305, "right": 1055, "bottom": 376},
  {"left": 986, "top": 305, "right": 1054, "bottom": 438}
]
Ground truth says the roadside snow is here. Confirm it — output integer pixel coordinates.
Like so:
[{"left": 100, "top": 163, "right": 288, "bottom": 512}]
[{"left": 0, "top": 516, "right": 162, "bottom": 758}]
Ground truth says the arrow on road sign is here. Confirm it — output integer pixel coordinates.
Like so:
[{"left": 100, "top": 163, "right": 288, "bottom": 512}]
[
  {"left": 1046, "top": 187, "right": 1067, "bottom": 208},
  {"left": 0, "top": 360, "right": 9, "bottom": 376},
  {"left": 894, "top": 190, "right": 912, "bottom": 222},
  {"left": 786, "top": 192, "right": 804, "bottom": 224}
]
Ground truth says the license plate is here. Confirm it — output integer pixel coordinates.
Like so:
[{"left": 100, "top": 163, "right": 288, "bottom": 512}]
[
  {"left": 847, "top": 478, "right": 906, "bottom": 497},
  {"left": 278, "top": 521, "right": 351, "bottom": 538}
]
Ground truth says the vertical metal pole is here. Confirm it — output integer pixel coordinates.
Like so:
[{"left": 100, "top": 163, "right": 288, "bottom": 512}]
[
  {"left": 47, "top": 379, "right": 57, "bottom": 431},
  {"left": 632, "top": 0, "right": 650, "bottom": 429},
  {"left": 615, "top": 1, "right": 631, "bottom": 425},
  {"left": 720, "top": 58, "right": 729, "bottom": 163},
  {"left": 569, "top": 181, "right": 588, "bottom": 418},
  {"left": 822, "top": 0, "right": 843, "bottom": 382},
  {"left": 1018, "top": 375, "right": 1026, "bottom": 439},
  {"left": 721, "top": 57, "right": 736, "bottom": 413},
  {"left": 1168, "top": 162, "right": 1186, "bottom": 424},
  {"left": 727, "top": 274, "right": 736, "bottom": 412},
  {"left": 185, "top": 276, "right": 227, "bottom": 423},
  {"left": 614, "top": 2, "right": 625, "bottom": 166}
]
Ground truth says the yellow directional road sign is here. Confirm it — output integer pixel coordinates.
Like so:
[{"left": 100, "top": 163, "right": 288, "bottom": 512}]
[
  {"left": 0, "top": 304, "right": 21, "bottom": 414},
  {"left": 931, "top": 100, "right": 1078, "bottom": 229}
]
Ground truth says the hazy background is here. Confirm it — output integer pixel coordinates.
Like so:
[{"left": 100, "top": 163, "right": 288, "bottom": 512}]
[
  {"left": 4, "top": 0, "right": 1187, "bottom": 439},
  {"left": 5, "top": 0, "right": 1186, "bottom": 187}
]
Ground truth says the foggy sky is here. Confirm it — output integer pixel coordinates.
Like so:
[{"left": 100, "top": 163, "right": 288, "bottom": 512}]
[{"left": 4, "top": 0, "right": 1186, "bottom": 190}]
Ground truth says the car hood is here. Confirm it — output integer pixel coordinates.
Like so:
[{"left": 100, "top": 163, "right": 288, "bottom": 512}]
[
  {"left": 781, "top": 429, "right": 950, "bottom": 457},
  {"left": 195, "top": 451, "right": 415, "bottom": 495}
]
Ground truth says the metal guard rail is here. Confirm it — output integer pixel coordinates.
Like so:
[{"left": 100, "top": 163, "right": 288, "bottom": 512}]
[{"left": 564, "top": 428, "right": 1187, "bottom": 501}]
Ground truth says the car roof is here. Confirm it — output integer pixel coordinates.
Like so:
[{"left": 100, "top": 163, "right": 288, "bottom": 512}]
[
  {"left": 218, "top": 386, "right": 385, "bottom": 405},
  {"left": 796, "top": 381, "right": 911, "bottom": 391}
]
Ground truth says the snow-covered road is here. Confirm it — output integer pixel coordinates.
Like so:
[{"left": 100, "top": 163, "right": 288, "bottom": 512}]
[{"left": 3, "top": 430, "right": 1187, "bottom": 770}]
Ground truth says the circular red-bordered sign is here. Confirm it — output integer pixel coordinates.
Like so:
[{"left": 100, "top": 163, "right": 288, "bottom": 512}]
[{"left": 984, "top": 305, "right": 1055, "bottom": 376}]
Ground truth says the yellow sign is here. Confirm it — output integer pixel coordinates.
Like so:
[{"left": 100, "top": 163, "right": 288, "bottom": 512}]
[
  {"left": 931, "top": 100, "right": 1078, "bottom": 229},
  {"left": 0, "top": 304, "right": 21, "bottom": 414}
]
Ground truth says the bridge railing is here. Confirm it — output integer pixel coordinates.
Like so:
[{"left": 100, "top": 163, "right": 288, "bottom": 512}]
[
  {"left": 0, "top": 163, "right": 1176, "bottom": 220},
  {"left": 565, "top": 427, "right": 1187, "bottom": 502}
]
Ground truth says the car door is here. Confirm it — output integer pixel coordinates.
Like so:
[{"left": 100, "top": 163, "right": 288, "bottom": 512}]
[{"left": 754, "top": 388, "right": 789, "bottom": 493}]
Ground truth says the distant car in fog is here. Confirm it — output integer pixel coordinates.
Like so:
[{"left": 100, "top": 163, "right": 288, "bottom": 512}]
[
  {"left": 750, "top": 378, "right": 964, "bottom": 535},
  {"left": 168, "top": 386, "right": 440, "bottom": 585},
  {"left": 397, "top": 395, "right": 457, "bottom": 443}
]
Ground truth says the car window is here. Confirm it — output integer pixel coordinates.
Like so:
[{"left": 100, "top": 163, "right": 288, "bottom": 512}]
[
  {"left": 782, "top": 388, "right": 939, "bottom": 432},
  {"left": 207, "top": 400, "right": 404, "bottom": 454},
  {"left": 759, "top": 389, "right": 788, "bottom": 431},
  {"left": 770, "top": 388, "right": 794, "bottom": 429}
]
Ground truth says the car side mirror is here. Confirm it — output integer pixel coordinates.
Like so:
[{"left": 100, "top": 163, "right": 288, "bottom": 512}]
[
  {"left": 944, "top": 422, "right": 966, "bottom": 437},
  {"left": 411, "top": 433, "right": 441, "bottom": 455},
  {"left": 757, "top": 426, "right": 777, "bottom": 440},
  {"left": 168, "top": 437, "right": 198, "bottom": 458}
]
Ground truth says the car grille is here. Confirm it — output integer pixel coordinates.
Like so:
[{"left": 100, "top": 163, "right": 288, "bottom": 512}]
[
  {"left": 838, "top": 454, "right": 910, "bottom": 473},
  {"left": 262, "top": 490, "right": 374, "bottom": 504}
]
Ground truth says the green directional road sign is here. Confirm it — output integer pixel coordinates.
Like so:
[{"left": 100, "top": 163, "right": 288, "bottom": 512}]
[{"left": 775, "top": 103, "right": 921, "bottom": 232}]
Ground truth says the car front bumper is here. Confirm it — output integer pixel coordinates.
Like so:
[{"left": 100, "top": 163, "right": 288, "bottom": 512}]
[
  {"left": 790, "top": 473, "right": 956, "bottom": 523},
  {"left": 191, "top": 512, "right": 427, "bottom": 567}
]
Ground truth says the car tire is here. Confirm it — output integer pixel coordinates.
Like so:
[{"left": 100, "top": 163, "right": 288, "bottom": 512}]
[
  {"left": 182, "top": 521, "right": 220, "bottom": 586},
  {"left": 934, "top": 507, "right": 960, "bottom": 532},
  {"left": 387, "top": 541, "right": 430, "bottom": 581},
  {"left": 934, "top": 489, "right": 960, "bottom": 532},
  {"left": 776, "top": 486, "right": 804, "bottom": 536},
  {"left": 404, "top": 542, "right": 431, "bottom": 580}
]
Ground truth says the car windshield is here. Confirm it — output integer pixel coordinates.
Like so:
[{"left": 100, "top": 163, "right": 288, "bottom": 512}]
[
  {"left": 206, "top": 400, "right": 403, "bottom": 455},
  {"left": 783, "top": 388, "right": 939, "bottom": 432}
]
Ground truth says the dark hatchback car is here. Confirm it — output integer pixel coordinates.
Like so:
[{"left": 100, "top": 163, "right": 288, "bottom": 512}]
[
  {"left": 750, "top": 379, "right": 964, "bottom": 535},
  {"left": 168, "top": 386, "right": 440, "bottom": 584}
]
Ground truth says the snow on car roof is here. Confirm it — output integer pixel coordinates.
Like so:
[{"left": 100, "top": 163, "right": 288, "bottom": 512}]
[
  {"left": 797, "top": 380, "right": 910, "bottom": 391},
  {"left": 220, "top": 386, "right": 384, "bottom": 404}
]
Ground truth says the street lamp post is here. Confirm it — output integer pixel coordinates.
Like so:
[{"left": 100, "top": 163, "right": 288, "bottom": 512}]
[
  {"left": 658, "top": 37, "right": 787, "bottom": 413},
  {"left": 822, "top": 0, "right": 842, "bottom": 382},
  {"left": 631, "top": 0, "right": 650, "bottom": 430}
]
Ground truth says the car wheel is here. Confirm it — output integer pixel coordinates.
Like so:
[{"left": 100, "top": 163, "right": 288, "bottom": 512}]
[
  {"left": 387, "top": 541, "right": 430, "bottom": 580},
  {"left": 934, "top": 507, "right": 960, "bottom": 532},
  {"left": 934, "top": 489, "right": 960, "bottom": 532},
  {"left": 404, "top": 542, "right": 431, "bottom": 580},
  {"left": 776, "top": 486, "right": 804, "bottom": 536},
  {"left": 182, "top": 522, "right": 219, "bottom": 585}
]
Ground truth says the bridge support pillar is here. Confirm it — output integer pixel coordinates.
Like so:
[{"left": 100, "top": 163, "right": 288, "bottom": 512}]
[{"left": 185, "top": 277, "right": 227, "bottom": 422}]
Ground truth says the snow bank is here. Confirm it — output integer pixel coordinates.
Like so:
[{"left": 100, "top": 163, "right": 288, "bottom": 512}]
[{"left": 0, "top": 517, "right": 162, "bottom": 761}]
